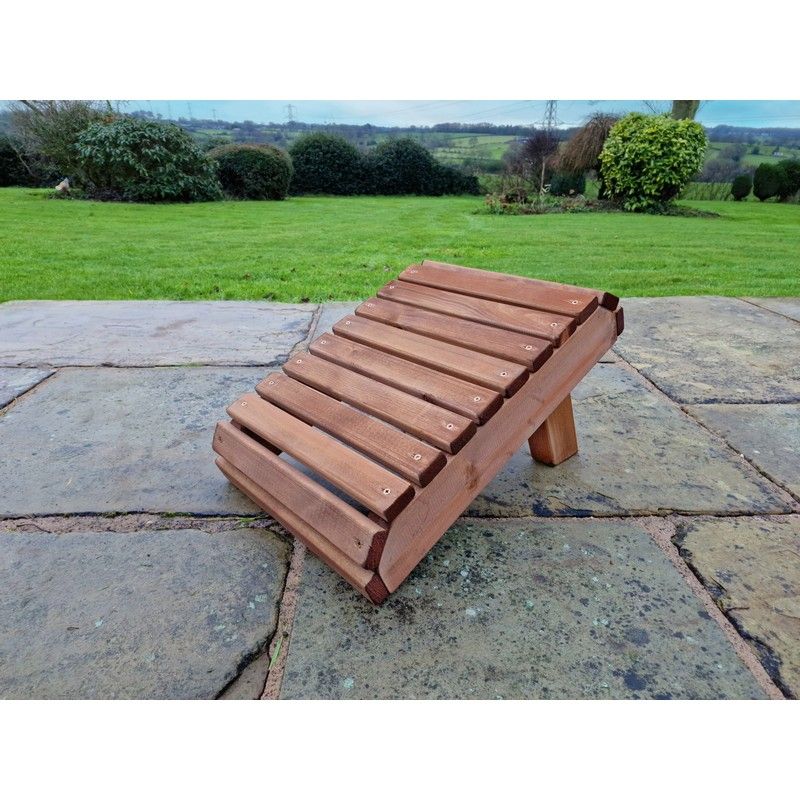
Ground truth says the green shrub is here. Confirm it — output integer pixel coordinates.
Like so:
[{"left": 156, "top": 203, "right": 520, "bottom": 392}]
[
  {"left": 0, "top": 134, "right": 34, "bottom": 186},
  {"left": 208, "top": 143, "right": 292, "bottom": 200},
  {"left": 775, "top": 159, "right": 800, "bottom": 201},
  {"left": 599, "top": 113, "right": 706, "bottom": 211},
  {"left": 75, "top": 117, "right": 222, "bottom": 202},
  {"left": 753, "top": 163, "right": 781, "bottom": 201},
  {"left": 730, "top": 174, "right": 752, "bottom": 201},
  {"left": 288, "top": 133, "right": 362, "bottom": 194},
  {"left": 369, "top": 138, "right": 478, "bottom": 195},
  {"left": 549, "top": 172, "right": 586, "bottom": 196}
]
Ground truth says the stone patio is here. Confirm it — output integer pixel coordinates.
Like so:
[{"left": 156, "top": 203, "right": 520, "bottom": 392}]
[{"left": 0, "top": 297, "right": 797, "bottom": 699}]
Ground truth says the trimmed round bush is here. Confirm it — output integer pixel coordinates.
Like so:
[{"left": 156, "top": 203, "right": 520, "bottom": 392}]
[
  {"left": 370, "top": 138, "right": 438, "bottom": 194},
  {"left": 776, "top": 159, "right": 800, "bottom": 201},
  {"left": 730, "top": 174, "right": 752, "bottom": 201},
  {"left": 288, "top": 133, "right": 362, "bottom": 194},
  {"left": 75, "top": 117, "right": 222, "bottom": 202},
  {"left": 599, "top": 113, "right": 707, "bottom": 211},
  {"left": 549, "top": 172, "right": 586, "bottom": 196},
  {"left": 753, "top": 163, "right": 781, "bottom": 201},
  {"left": 209, "top": 143, "right": 292, "bottom": 200}
]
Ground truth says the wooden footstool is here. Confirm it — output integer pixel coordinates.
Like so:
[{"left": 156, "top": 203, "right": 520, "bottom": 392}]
[{"left": 213, "top": 260, "right": 623, "bottom": 603}]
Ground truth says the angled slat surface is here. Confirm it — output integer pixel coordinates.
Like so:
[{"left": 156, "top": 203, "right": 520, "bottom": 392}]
[
  {"left": 256, "top": 372, "right": 446, "bottom": 486},
  {"left": 308, "top": 334, "right": 502, "bottom": 423},
  {"left": 213, "top": 422, "right": 386, "bottom": 569},
  {"left": 378, "top": 280, "right": 573, "bottom": 345},
  {"left": 401, "top": 259, "right": 610, "bottom": 320},
  {"left": 283, "top": 353, "right": 474, "bottom": 453},
  {"left": 356, "top": 297, "right": 553, "bottom": 371},
  {"left": 216, "top": 457, "right": 388, "bottom": 603},
  {"left": 332, "top": 314, "right": 527, "bottom": 396},
  {"left": 227, "top": 393, "right": 414, "bottom": 521}
]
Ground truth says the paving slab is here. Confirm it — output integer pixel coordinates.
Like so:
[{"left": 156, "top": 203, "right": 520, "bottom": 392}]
[
  {"left": 743, "top": 298, "right": 800, "bottom": 323},
  {"left": 0, "top": 367, "right": 264, "bottom": 516},
  {"left": 280, "top": 517, "right": 766, "bottom": 699},
  {"left": 0, "top": 367, "right": 53, "bottom": 409},
  {"left": 677, "top": 515, "right": 800, "bottom": 698},
  {"left": 613, "top": 297, "right": 800, "bottom": 403},
  {"left": 687, "top": 404, "right": 800, "bottom": 501},
  {"left": 0, "top": 526, "right": 290, "bottom": 699},
  {"left": 0, "top": 300, "right": 315, "bottom": 367},
  {"left": 313, "top": 302, "right": 360, "bottom": 337},
  {"left": 468, "top": 363, "right": 792, "bottom": 518}
]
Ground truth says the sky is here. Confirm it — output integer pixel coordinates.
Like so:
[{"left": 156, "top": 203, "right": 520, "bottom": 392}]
[{"left": 120, "top": 100, "right": 800, "bottom": 128}]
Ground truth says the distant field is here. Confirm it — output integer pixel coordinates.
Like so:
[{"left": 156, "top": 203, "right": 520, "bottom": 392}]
[{"left": 1, "top": 188, "right": 797, "bottom": 302}]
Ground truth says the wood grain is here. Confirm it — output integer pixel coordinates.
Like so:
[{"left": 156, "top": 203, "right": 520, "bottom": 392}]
[
  {"left": 227, "top": 393, "right": 414, "bottom": 521},
  {"left": 282, "top": 352, "right": 475, "bottom": 453},
  {"left": 355, "top": 296, "right": 553, "bottom": 370},
  {"left": 378, "top": 306, "right": 618, "bottom": 592},
  {"left": 332, "top": 314, "right": 527, "bottom": 395},
  {"left": 309, "top": 333, "right": 503, "bottom": 423},
  {"left": 256, "top": 372, "right": 446, "bottom": 486},
  {"left": 213, "top": 422, "right": 386, "bottom": 569},
  {"left": 528, "top": 393, "right": 579, "bottom": 466},
  {"left": 378, "top": 279, "right": 573, "bottom": 345},
  {"left": 216, "top": 456, "right": 388, "bottom": 603}
]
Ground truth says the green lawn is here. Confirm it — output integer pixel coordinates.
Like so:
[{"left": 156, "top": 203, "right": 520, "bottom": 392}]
[{"left": 1, "top": 187, "right": 798, "bottom": 301}]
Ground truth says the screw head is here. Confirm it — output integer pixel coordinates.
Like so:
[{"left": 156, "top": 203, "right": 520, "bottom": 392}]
[
  {"left": 296, "top": 358, "right": 303, "bottom": 363},
  {"left": 345, "top": 320, "right": 351, "bottom": 325},
  {"left": 500, "top": 371, "right": 508, "bottom": 377},
  {"left": 241, "top": 401, "right": 247, "bottom": 406},
  {"left": 570, "top": 299, "right": 579, "bottom": 305},
  {"left": 446, "top": 423, "right": 454, "bottom": 430},
  {"left": 382, "top": 488, "right": 391, "bottom": 495},
  {"left": 413, "top": 453, "right": 421, "bottom": 461},
  {"left": 268, "top": 380, "right": 275, "bottom": 385},
  {"left": 473, "top": 395, "right": 481, "bottom": 402},
  {"left": 525, "top": 345, "right": 533, "bottom": 351},
  {"left": 550, "top": 323, "right": 558, "bottom": 328},
  {"left": 320, "top": 339, "right": 327, "bottom": 344}
]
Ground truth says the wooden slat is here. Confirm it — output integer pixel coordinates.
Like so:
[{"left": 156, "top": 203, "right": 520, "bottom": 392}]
[
  {"left": 356, "top": 297, "right": 553, "bottom": 371},
  {"left": 400, "top": 259, "right": 609, "bottom": 320},
  {"left": 227, "top": 394, "right": 414, "bottom": 521},
  {"left": 256, "top": 372, "right": 446, "bottom": 486},
  {"left": 283, "top": 353, "right": 474, "bottom": 454},
  {"left": 378, "top": 306, "right": 619, "bottom": 593},
  {"left": 378, "top": 280, "right": 573, "bottom": 345},
  {"left": 308, "top": 334, "right": 502, "bottom": 423},
  {"left": 333, "top": 314, "right": 528, "bottom": 396},
  {"left": 216, "top": 457, "right": 388, "bottom": 603},
  {"left": 214, "top": 421, "right": 386, "bottom": 569}
]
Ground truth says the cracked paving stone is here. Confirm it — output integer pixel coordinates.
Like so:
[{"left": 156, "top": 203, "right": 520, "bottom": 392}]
[
  {"left": 743, "top": 298, "right": 800, "bottom": 324},
  {"left": 0, "top": 300, "right": 315, "bottom": 367},
  {"left": 677, "top": 515, "right": 800, "bottom": 698},
  {"left": 0, "top": 367, "right": 53, "bottom": 409},
  {"left": 0, "top": 367, "right": 266, "bottom": 516},
  {"left": 280, "top": 517, "right": 766, "bottom": 699},
  {"left": 688, "top": 403, "right": 800, "bottom": 500},
  {"left": 469, "top": 363, "right": 791, "bottom": 518},
  {"left": 0, "top": 526, "right": 290, "bottom": 699},
  {"left": 613, "top": 297, "right": 800, "bottom": 403}
]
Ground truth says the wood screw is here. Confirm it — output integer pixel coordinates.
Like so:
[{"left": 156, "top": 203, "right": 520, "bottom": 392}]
[
  {"left": 382, "top": 488, "right": 391, "bottom": 495},
  {"left": 550, "top": 323, "right": 558, "bottom": 328},
  {"left": 525, "top": 345, "right": 533, "bottom": 350},
  {"left": 446, "top": 423, "right": 454, "bottom": 429},
  {"left": 473, "top": 396, "right": 481, "bottom": 402},
  {"left": 413, "top": 454, "right": 421, "bottom": 461},
  {"left": 500, "top": 371, "right": 508, "bottom": 377}
]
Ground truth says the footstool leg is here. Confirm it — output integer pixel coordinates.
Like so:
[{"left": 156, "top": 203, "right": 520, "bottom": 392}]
[{"left": 528, "top": 394, "right": 578, "bottom": 466}]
